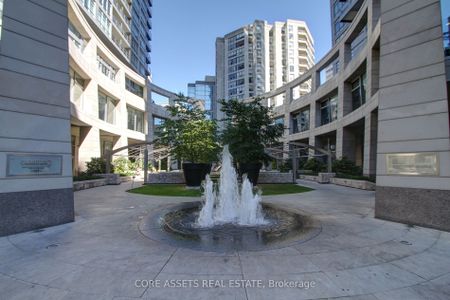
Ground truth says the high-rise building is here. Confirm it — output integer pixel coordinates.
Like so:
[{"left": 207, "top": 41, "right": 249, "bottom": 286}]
[
  {"left": 216, "top": 19, "right": 314, "bottom": 106},
  {"left": 187, "top": 76, "right": 216, "bottom": 119},
  {"left": 77, "top": 0, "right": 152, "bottom": 77},
  {"left": 330, "top": 0, "right": 365, "bottom": 45},
  {"left": 130, "top": 0, "right": 152, "bottom": 76},
  {"left": 68, "top": 0, "right": 161, "bottom": 175}
]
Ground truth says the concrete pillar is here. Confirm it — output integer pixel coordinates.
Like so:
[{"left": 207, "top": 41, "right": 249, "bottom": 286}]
[
  {"left": 335, "top": 127, "right": 344, "bottom": 159},
  {"left": 369, "top": 0, "right": 381, "bottom": 31},
  {"left": 363, "top": 111, "right": 378, "bottom": 176},
  {"left": 308, "top": 134, "right": 316, "bottom": 158},
  {"left": 309, "top": 100, "right": 317, "bottom": 130},
  {"left": 78, "top": 127, "right": 101, "bottom": 172},
  {"left": 342, "top": 127, "right": 356, "bottom": 161}
]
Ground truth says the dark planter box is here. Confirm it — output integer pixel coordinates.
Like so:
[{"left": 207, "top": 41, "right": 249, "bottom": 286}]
[
  {"left": 182, "top": 163, "right": 212, "bottom": 187},
  {"left": 238, "top": 162, "right": 262, "bottom": 185}
]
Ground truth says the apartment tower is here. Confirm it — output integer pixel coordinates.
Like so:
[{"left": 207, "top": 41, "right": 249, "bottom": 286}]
[{"left": 216, "top": 19, "right": 315, "bottom": 111}]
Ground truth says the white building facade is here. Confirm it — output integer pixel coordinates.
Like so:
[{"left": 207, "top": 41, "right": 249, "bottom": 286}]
[
  {"left": 216, "top": 19, "right": 315, "bottom": 113},
  {"left": 68, "top": 0, "right": 160, "bottom": 174}
]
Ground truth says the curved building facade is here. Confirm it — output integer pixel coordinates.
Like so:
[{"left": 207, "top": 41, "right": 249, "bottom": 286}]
[
  {"left": 68, "top": 0, "right": 157, "bottom": 174},
  {"left": 248, "top": 0, "right": 450, "bottom": 231}
]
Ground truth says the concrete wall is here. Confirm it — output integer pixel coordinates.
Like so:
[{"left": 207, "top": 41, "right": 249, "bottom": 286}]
[
  {"left": 0, "top": 0, "right": 74, "bottom": 236},
  {"left": 375, "top": 0, "right": 450, "bottom": 230}
]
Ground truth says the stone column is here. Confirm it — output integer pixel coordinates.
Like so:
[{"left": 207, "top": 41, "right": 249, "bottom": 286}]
[{"left": 363, "top": 111, "right": 377, "bottom": 176}]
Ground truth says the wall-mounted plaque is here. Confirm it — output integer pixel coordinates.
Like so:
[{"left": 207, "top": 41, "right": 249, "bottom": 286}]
[
  {"left": 386, "top": 152, "right": 438, "bottom": 176},
  {"left": 7, "top": 154, "right": 63, "bottom": 177}
]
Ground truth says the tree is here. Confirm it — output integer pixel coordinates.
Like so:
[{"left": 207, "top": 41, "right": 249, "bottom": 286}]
[
  {"left": 158, "top": 94, "right": 220, "bottom": 163},
  {"left": 219, "top": 98, "right": 284, "bottom": 163}
]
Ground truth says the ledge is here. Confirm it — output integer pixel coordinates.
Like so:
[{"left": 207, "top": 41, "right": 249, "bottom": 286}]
[
  {"left": 73, "top": 178, "right": 107, "bottom": 191},
  {"left": 330, "top": 177, "right": 376, "bottom": 190}
]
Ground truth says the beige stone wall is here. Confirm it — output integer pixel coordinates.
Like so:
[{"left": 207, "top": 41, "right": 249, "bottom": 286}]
[
  {"left": 376, "top": 0, "right": 450, "bottom": 190},
  {"left": 0, "top": 0, "right": 72, "bottom": 193}
]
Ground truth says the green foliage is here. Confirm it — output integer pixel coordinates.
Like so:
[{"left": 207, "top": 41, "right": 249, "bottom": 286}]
[
  {"left": 332, "top": 157, "right": 362, "bottom": 176},
  {"left": 302, "top": 158, "right": 326, "bottom": 173},
  {"left": 86, "top": 157, "right": 112, "bottom": 175},
  {"left": 158, "top": 94, "right": 220, "bottom": 163},
  {"left": 335, "top": 173, "right": 376, "bottom": 183},
  {"left": 73, "top": 172, "right": 102, "bottom": 182},
  {"left": 219, "top": 98, "right": 284, "bottom": 163},
  {"left": 113, "top": 157, "right": 141, "bottom": 176},
  {"left": 278, "top": 160, "right": 292, "bottom": 173}
]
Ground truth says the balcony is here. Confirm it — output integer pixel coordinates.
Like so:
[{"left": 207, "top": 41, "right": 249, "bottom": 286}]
[
  {"left": 112, "top": 14, "right": 131, "bottom": 41},
  {"left": 111, "top": 34, "right": 130, "bottom": 58},
  {"left": 338, "top": 0, "right": 364, "bottom": 23},
  {"left": 117, "top": 0, "right": 131, "bottom": 17},
  {"left": 112, "top": 2, "right": 131, "bottom": 29}
]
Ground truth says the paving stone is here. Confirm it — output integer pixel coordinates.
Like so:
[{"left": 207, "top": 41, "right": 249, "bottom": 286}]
[
  {"left": 143, "top": 273, "right": 247, "bottom": 300},
  {"left": 161, "top": 255, "right": 242, "bottom": 275},
  {"left": 0, "top": 181, "right": 449, "bottom": 299},
  {"left": 244, "top": 272, "right": 345, "bottom": 300},
  {"left": 240, "top": 253, "right": 319, "bottom": 275},
  {"left": 391, "top": 250, "right": 450, "bottom": 280},
  {"left": 305, "top": 247, "right": 385, "bottom": 271},
  {"left": 325, "top": 263, "right": 425, "bottom": 296}
]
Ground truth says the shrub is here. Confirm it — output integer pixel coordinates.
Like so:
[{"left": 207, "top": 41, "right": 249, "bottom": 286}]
[
  {"left": 332, "top": 157, "right": 362, "bottom": 176},
  {"left": 302, "top": 158, "right": 326, "bottom": 174},
  {"left": 219, "top": 98, "right": 284, "bottom": 163},
  {"left": 73, "top": 172, "right": 102, "bottom": 182},
  {"left": 113, "top": 157, "right": 140, "bottom": 176},
  {"left": 278, "top": 161, "right": 292, "bottom": 173},
  {"left": 86, "top": 157, "right": 112, "bottom": 175},
  {"left": 335, "top": 173, "right": 376, "bottom": 182},
  {"left": 158, "top": 94, "right": 220, "bottom": 163}
]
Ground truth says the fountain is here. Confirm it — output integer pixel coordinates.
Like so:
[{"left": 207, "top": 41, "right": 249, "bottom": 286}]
[
  {"left": 197, "top": 146, "right": 266, "bottom": 227},
  {"left": 138, "top": 145, "right": 321, "bottom": 252}
]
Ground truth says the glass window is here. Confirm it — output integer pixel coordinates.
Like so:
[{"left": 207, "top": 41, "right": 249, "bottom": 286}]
[
  {"left": 68, "top": 21, "right": 84, "bottom": 50},
  {"left": 319, "top": 57, "right": 340, "bottom": 85},
  {"left": 83, "top": 0, "right": 96, "bottom": 14},
  {"left": 125, "top": 77, "right": 144, "bottom": 97},
  {"left": 97, "top": 55, "right": 116, "bottom": 81},
  {"left": 350, "top": 26, "right": 368, "bottom": 58},
  {"left": 351, "top": 73, "right": 367, "bottom": 110},
  {"left": 70, "top": 68, "right": 85, "bottom": 107},
  {"left": 320, "top": 95, "right": 338, "bottom": 126},
  {"left": 127, "top": 106, "right": 144, "bottom": 133},
  {"left": 99, "top": 0, "right": 111, "bottom": 14},
  {"left": 98, "top": 92, "right": 116, "bottom": 124},
  {"left": 292, "top": 107, "right": 310, "bottom": 134}
]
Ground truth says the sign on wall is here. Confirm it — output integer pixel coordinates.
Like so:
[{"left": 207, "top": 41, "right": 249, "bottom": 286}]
[
  {"left": 7, "top": 154, "right": 63, "bottom": 177},
  {"left": 386, "top": 152, "right": 439, "bottom": 176}
]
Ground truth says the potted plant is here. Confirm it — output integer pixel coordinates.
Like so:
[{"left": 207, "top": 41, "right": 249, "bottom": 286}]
[
  {"left": 219, "top": 98, "right": 284, "bottom": 185},
  {"left": 158, "top": 94, "right": 220, "bottom": 186}
]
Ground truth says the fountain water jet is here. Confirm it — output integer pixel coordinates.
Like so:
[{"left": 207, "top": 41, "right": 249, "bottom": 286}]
[{"left": 197, "top": 145, "right": 267, "bottom": 227}]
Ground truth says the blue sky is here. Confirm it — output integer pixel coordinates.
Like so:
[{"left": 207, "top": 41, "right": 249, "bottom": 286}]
[{"left": 150, "top": 0, "right": 332, "bottom": 94}]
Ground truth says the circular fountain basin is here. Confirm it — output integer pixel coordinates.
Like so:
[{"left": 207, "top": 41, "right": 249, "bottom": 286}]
[{"left": 139, "top": 202, "right": 321, "bottom": 252}]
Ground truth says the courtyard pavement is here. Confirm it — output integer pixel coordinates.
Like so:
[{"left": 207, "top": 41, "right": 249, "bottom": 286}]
[{"left": 1, "top": 180, "right": 450, "bottom": 300}]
